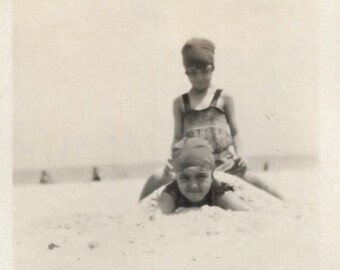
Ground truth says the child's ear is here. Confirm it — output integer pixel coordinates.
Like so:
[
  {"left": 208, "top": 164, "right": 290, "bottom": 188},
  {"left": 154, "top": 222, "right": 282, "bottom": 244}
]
[{"left": 167, "top": 158, "right": 174, "bottom": 167}]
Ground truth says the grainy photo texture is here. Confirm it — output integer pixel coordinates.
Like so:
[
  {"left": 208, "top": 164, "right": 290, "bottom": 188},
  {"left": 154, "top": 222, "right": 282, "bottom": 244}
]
[{"left": 11, "top": 1, "right": 328, "bottom": 270}]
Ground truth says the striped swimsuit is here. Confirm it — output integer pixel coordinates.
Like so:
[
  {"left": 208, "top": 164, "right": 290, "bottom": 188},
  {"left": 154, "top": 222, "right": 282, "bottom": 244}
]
[{"left": 181, "top": 89, "right": 244, "bottom": 173}]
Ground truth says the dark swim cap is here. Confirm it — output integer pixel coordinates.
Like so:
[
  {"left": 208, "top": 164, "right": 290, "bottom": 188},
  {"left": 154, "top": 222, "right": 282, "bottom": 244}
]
[
  {"left": 182, "top": 38, "right": 215, "bottom": 68},
  {"left": 171, "top": 137, "right": 215, "bottom": 172}
]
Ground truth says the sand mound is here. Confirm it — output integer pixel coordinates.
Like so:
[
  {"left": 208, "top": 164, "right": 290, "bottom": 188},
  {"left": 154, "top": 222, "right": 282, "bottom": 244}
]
[
  {"left": 119, "top": 205, "right": 315, "bottom": 270},
  {"left": 14, "top": 170, "right": 319, "bottom": 270},
  {"left": 117, "top": 173, "right": 316, "bottom": 270},
  {"left": 138, "top": 172, "right": 291, "bottom": 219}
]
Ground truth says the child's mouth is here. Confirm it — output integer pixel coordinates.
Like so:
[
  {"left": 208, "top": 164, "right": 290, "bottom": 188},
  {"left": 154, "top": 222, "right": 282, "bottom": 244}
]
[{"left": 187, "top": 190, "right": 201, "bottom": 194}]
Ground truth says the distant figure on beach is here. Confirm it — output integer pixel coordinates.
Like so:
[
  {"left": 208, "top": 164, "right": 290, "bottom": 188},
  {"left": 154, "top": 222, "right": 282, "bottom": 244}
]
[
  {"left": 263, "top": 162, "right": 269, "bottom": 171},
  {"left": 40, "top": 170, "right": 51, "bottom": 184},
  {"left": 92, "top": 167, "right": 101, "bottom": 181}
]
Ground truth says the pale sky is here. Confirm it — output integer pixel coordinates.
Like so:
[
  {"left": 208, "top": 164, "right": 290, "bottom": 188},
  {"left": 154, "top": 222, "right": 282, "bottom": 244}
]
[{"left": 13, "top": 0, "right": 319, "bottom": 170}]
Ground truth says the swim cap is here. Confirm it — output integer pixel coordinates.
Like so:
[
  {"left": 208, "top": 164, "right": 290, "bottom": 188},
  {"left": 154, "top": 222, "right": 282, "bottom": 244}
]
[
  {"left": 182, "top": 38, "right": 215, "bottom": 68},
  {"left": 171, "top": 138, "right": 215, "bottom": 172}
]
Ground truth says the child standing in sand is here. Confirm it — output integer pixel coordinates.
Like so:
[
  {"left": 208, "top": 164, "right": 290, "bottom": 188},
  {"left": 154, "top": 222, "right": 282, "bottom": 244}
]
[
  {"left": 156, "top": 138, "right": 250, "bottom": 214},
  {"left": 140, "top": 37, "right": 283, "bottom": 201}
]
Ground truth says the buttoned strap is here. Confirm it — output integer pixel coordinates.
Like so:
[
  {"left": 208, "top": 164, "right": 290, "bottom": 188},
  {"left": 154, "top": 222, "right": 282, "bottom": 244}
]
[
  {"left": 209, "top": 89, "right": 223, "bottom": 107},
  {"left": 182, "top": 93, "right": 191, "bottom": 113}
]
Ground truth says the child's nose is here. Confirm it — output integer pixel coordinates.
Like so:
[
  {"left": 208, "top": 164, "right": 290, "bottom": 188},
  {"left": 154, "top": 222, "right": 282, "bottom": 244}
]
[
  {"left": 195, "top": 73, "right": 204, "bottom": 80},
  {"left": 188, "top": 182, "right": 200, "bottom": 192}
]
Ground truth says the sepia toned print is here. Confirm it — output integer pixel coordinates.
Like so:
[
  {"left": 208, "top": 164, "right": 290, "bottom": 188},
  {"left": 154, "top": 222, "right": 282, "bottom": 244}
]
[{"left": 10, "top": 1, "right": 337, "bottom": 270}]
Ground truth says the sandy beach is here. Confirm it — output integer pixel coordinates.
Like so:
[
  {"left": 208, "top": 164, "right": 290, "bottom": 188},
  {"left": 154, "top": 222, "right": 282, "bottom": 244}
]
[{"left": 14, "top": 169, "right": 319, "bottom": 270}]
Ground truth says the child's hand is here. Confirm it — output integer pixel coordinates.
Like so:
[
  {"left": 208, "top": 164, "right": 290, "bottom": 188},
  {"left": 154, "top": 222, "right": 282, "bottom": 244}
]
[
  {"left": 228, "top": 156, "right": 247, "bottom": 174},
  {"left": 235, "top": 156, "right": 248, "bottom": 169}
]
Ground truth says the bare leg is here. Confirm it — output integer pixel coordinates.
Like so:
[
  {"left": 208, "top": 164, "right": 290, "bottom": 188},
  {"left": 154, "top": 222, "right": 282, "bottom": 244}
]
[
  {"left": 238, "top": 170, "right": 285, "bottom": 200},
  {"left": 139, "top": 167, "right": 174, "bottom": 202}
]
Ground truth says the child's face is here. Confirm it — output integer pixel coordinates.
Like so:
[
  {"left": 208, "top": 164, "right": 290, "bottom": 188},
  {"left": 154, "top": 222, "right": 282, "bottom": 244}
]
[
  {"left": 176, "top": 166, "right": 213, "bottom": 202},
  {"left": 185, "top": 65, "right": 213, "bottom": 91}
]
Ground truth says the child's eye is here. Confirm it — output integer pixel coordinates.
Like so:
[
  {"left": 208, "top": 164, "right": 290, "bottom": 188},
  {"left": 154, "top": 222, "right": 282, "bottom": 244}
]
[
  {"left": 185, "top": 70, "right": 197, "bottom": 76},
  {"left": 197, "top": 173, "right": 208, "bottom": 180},
  {"left": 178, "top": 176, "right": 189, "bottom": 182}
]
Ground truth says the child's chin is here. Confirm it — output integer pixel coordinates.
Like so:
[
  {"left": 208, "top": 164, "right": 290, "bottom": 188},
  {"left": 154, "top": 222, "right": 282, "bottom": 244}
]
[
  {"left": 184, "top": 193, "right": 204, "bottom": 202},
  {"left": 194, "top": 85, "right": 208, "bottom": 91}
]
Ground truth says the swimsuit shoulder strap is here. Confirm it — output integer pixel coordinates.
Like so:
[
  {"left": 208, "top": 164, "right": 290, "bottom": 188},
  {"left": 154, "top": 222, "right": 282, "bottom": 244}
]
[
  {"left": 209, "top": 89, "right": 223, "bottom": 107},
  {"left": 182, "top": 93, "right": 191, "bottom": 113},
  {"left": 209, "top": 178, "right": 234, "bottom": 205}
]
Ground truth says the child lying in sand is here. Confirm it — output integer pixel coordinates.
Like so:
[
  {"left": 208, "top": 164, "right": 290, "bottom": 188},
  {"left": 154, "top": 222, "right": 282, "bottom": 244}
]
[{"left": 156, "top": 138, "right": 250, "bottom": 215}]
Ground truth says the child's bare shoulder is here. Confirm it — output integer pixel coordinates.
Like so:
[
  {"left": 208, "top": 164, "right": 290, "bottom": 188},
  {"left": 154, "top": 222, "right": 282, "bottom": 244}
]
[
  {"left": 172, "top": 93, "right": 187, "bottom": 112},
  {"left": 218, "top": 90, "right": 235, "bottom": 109},
  {"left": 173, "top": 94, "right": 183, "bottom": 104},
  {"left": 220, "top": 90, "right": 234, "bottom": 102}
]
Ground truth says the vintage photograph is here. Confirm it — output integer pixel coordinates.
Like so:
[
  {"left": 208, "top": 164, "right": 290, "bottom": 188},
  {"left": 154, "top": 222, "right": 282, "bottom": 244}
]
[{"left": 8, "top": 0, "right": 334, "bottom": 269}]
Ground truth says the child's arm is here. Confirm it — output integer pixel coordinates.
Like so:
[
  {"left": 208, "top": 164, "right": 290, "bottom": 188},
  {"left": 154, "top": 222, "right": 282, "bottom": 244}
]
[
  {"left": 157, "top": 192, "right": 176, "bottom": 215},
  {"left": 172, "top": 97, "right": 184, "bottom": 148},
  {"left": 222, "top": 94, "right": 247, "bottom": 168},
  {"left": 216, "top": 192, "right": 251, "bottom": 211}
]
